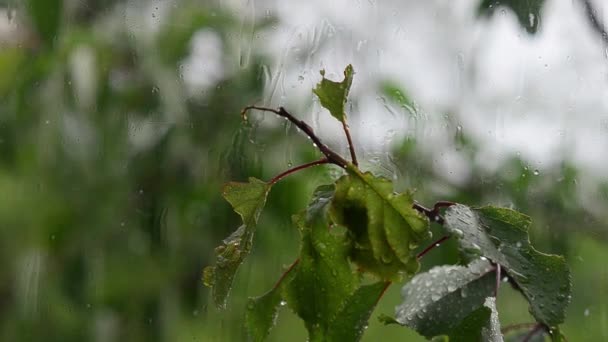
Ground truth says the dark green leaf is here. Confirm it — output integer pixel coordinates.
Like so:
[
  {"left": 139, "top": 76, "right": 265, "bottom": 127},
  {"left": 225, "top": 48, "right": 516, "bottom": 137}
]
[
  {"left": 440, "top": 297, "right": 503, "bottom": 342},
  {"left": 478, "top": 0, "right": 545, "bottom": 34},
  {"left": 203, "top": 177, "right": 271, "bottom": 308},
  {"left": 326, "top": 281, "right": 389, "bottom": 342},
  {"left": 26, "top": 0, "right": 63, "bottom": 48},
  {"left": 394, "top": 259, "right": 496, "bottom": 338},
  {"left": 313, "top": 64, "right": 354, "bottom": 122},
  {"left": 245, "top": 264, "right": 297, "bottom": 342},
  {"left": 330, "top": 165, "right": 430, "bottom": 280},
  {"left": 444, "top": 204, "right": 571, "bottom": 327},
  {"left": 285, "top": 185, "right": 357, "bottom": 340},
  {"left": 282, "top": 184, "right": 387, "bottom": 342}
]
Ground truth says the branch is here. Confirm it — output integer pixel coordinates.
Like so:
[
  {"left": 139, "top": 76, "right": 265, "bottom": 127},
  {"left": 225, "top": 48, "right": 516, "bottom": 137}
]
[
  {"left": 272, "top": 258, "right": 300, "bottom": 291},
  {"left": 268, "top": 158, "right": 330, "bottom": 185},
  {"left": 341, "top": 121, "right": 358, "bottom": 166},
  {"left": 412, "top": 201, "right": 455, "bottom": 224},
  {"left": 522, "top": 323, "right": 547, "bottom": 342},
  {"left": 581, "top": 0, "right": 608, "bottom": 45},
  {"left": 501, "top": 323, "right": 538, "bottom": 335},
  {"left": 417, "top": 235, "right": 450, "bottom": 259},
  {"left": 242, "top": 106, "right": 349, "bottom": 168},
  {"left": 374, "top": 281, "right": 392, "bottom": 306}
]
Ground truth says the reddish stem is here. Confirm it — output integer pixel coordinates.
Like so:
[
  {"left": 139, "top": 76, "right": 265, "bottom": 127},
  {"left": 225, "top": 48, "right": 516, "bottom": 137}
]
[
  {"left": 341, "top": 120, "right": 358, "bottom": 166},
  {"left": 412, "top": 201, "right": 455, "bottom": 224},
  {"left": 273, "top": 258, "right": 300, "bottom": 290},
  {"left": 522, "top": 323, "right": 546, "bottom": 342},
  {"left": 501, "top": 323, "right": 538, "bottom": 335},
  {"left": 417, "top": 235, "right": 451, "bottom": 259},
  {"left": 268, "top": 158, "right": 330, "bottom": 185},
  {"left": 242, "top": 106, "right": 349, "bottom": 168},
  {"left": 374, "top": 281, "right": 393, "bottom": 306},
  {"left": 494, "top": 263, "right": 501, "bottom": 297}
]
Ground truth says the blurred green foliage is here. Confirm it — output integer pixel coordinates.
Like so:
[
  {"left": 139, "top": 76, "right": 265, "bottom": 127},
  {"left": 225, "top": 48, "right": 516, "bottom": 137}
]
[{"left": 0, "top": 0, "right": 606, "bottom": 341}]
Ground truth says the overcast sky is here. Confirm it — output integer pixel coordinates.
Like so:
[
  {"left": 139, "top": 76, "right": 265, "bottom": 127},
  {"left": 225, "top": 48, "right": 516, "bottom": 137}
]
[{"left": 209, "top": 0, "right": 608, "bottom": 184}]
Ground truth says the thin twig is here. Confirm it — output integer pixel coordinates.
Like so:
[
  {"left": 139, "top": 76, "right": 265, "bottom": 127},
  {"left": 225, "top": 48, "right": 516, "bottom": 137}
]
[
  {"left": 522, "top": 323, "right": 546, "bottom": 342},
  {"left": 268, "top": 158, "right": 330, "bottom": 185},
  {"left": 501, "top": 323, "right": 538, "bottom": 335},
  {"left": 242, "top": 106, "right": 349, "bottom": 168},
  {"left": 412, "top": 201, "right": 455, "bottom": 224},
  {"left": 341, "top": 120, "right": 358, "bottom": 166},
  {"left": 272, "top": 258, "right": 300, "bottom": 290},
  {"left": 374, "top": 281, "right": 393, "bottom": 306},
  {"left": 417, "top": 235, "right": 450, "bottom": 259},
  {"left": 580, "top": 0, "right": 608, "bottom": 45}
]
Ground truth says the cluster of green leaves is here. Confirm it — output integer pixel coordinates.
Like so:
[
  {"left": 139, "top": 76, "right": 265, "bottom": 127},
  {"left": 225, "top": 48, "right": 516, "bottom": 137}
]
[{"left": 204, "top": 66, "right": 572, "bottom": 341}]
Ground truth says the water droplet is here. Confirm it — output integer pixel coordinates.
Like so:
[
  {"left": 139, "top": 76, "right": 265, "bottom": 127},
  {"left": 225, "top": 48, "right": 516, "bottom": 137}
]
[
  {"left": 431, "top": 294, "right": 441, "bottom": 302},
  {"left": 280, "top": 300, "right": 287, "bottom": 307},
  {"left": 452, "top": 229, "right": 464, "bottom": 238},
  {"left": 533, "top": 169, "right": 540, "bottom": 176}
]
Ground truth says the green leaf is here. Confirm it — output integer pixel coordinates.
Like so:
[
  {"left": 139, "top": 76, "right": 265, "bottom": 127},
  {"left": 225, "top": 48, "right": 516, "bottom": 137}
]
[
  {"left": 326, "top": 281, "right": 390, "bottom": 342},
  {"left": 281, "top": 184, "right": 386, "bottom": 342},
  {"left": 440, "top": 297, "right": 503, "bottom": 342},
  {"left": 313, "top": 64, "right": 354, "bottom": 122},
  {"left": 245, "top": 264, "right": 296, "bottom": 342},
  {"left": 330, "top": 165, "right": 430, "bottom": 280},
  {"left": 285, "top": 185, "right": 357, "bottom": 339},
  {"left": 444, "top": 204, "right": 571, "bottom": 327},
  {"left": 26, "top": 0, "right": 64, "bottom": 48},
  {"left": 478, "top": 0, "right": 545, "bottom": 34},
  {"left": 203, "top": 177, "right": 271, "bottom": 308},
  {"left": 394, "top": 259, "right": 496, "bottom": 338}
]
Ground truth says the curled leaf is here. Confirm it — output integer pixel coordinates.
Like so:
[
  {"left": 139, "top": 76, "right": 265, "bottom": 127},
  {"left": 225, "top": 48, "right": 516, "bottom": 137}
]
[
  {"left": 330, "top": 165, "right": 430, "bottom": 280},
  {"left": 204, "top": 177, "right": 271, "bottom": 308}
]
